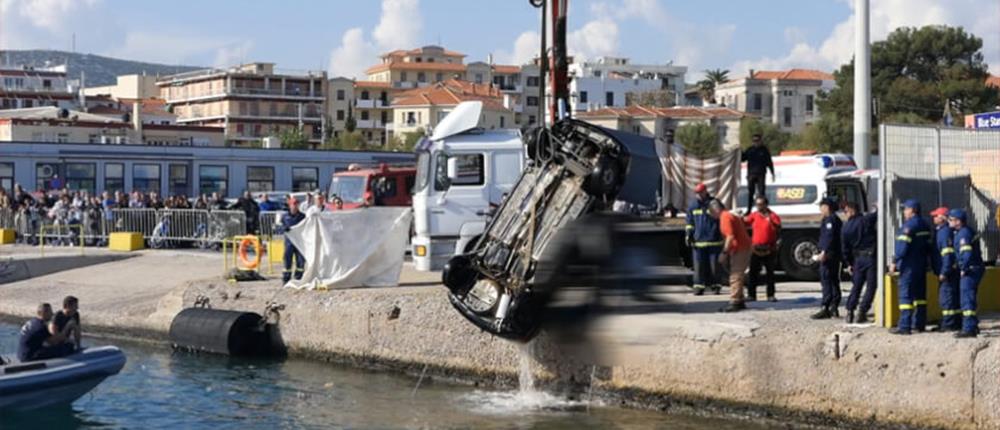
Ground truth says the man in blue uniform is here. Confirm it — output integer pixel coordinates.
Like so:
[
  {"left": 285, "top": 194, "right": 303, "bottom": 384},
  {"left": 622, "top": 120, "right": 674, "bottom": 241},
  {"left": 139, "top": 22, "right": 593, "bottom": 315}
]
[
  {"left": 949, "top": 209, "right": 984, "bottom": 338},
  {"left": 841, "top": 202, "right": 877, "bottom": 324},
  {"left": 930, "top": 207, "right": 960, "bottom": 332},
  {"left": 280, "top": 198, "right": 307, "bottom": 283},
  {"left": 687, "top": 183, "right": 723, "bottom": 296},
  {"left": 890, "top": 199, "right": 932, "bottom": 335},
  {"left": 811, "top": 198, "right": 842, "bottom": 320}
]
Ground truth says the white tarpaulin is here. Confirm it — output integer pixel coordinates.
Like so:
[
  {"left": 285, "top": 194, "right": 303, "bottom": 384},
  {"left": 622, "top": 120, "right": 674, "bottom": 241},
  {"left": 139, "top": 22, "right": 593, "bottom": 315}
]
[
  {"left": 655, "top": 141, "right": 741, "bottom": 210},
  {"left": 284, "top": 207, "right": 412, "bottom": 290}
]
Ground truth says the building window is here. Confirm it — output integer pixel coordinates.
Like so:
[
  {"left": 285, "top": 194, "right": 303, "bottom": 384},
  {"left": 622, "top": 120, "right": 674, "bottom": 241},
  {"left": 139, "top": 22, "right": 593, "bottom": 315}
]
[
  {"left": 400, "top": 71, "right": 408, "bottom": 82},
  {"left": 361, "top": 90, "right": 370, "bottom": 100},
  {"left": 361, "top": 111, "right": 370, "bottom": 121},
  {"left": 500, "top": 116, "right": 505, "bottom": 128},
  {"left": 526, "top": 96, "right": 538, "bottom": 107},
  {"left": 336, "top": 89, "right": 345, "bottom": 100},
  {"left": 292, "top": 167, "right": 319, "bottom": 192},
  {"left": 632, "top": 125, "right": 640, "bottom": 134},
  {"left": 474, "top": 73, "right": 483, "bottom": 84},
  {"left": 664, "top": 128, "right": 675, "bottom": 145},
  {"left": 199, "top": 165, "right": 228, "bottom": 197},
  {"left": 65, "top": 163, "right": 96, "bottom": 194},
  {"left": 753, "top": 93, "right": 762, "bottom": 111},
  {"left": 105, "top": 163, "right": 124, "bottom": 193},
  {"left": 246, "top": 166, "right": 274, "bottom": 192},
  {"left": 133, "top": 164, "right": 161, "bottom": 193},
  {"left": 56, "top": 133, "right": 69, "bottom": 143},
  {"left": 605, "top": 92, "right": 614, "bottom": 106},
  {"left": 336, "top": 110, "right": 345, "bottom": 121},
  {"left": 528, "top": 115, "right": 537, "bottom": 124},
  {"left": 417, "top": 72, "right": 426, "bottom": 83},
  {"left": 806, "top": 95, "right": 815, "bottom": 115},
  {"left": 406, "top": 112, "right": 417, "bottom": 125},
  {"left": 435, "top": 72, "right": 443, "bottom": 82},
  {"left": 783, "top": 107, "right": 793, "bottom": 127},
  {"left": 169, "top": 164, "right": 189, "bottom": 197},
  {"left": 579, "top": 91, "right": 588, "bottom": 103},
  {"left": 526, "top": 76, "right": 540, "bottom": 87},
  {"left": 36, "top": 163, "right": 59, "bottom": 191},
  {"left": 42, "top": 79, "right": 51, "bottom": 89},
  {"left": 0, "top": 162, "right": 13, "bottom": 192}
]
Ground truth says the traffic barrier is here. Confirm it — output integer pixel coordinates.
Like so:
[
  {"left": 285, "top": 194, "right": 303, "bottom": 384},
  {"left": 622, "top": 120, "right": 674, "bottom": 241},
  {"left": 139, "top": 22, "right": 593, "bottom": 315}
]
[
  {"left": 0, "top": 228, "right": 14, "bottom": 244},
  {"left": 258, "top": 211, "right": 287, "bottom": 239},
  {"left": 39, "top": 224, "right": 84, "bottom": 255},
  {"left": 879, "top": 270, "right": 1000, "bottom": 328},
  {"left": 109, "top": 232, "right": 144, "bottom": 251}
]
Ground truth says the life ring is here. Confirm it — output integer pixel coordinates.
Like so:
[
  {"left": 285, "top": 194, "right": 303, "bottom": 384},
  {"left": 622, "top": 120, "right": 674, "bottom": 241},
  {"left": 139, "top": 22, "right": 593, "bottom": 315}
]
[{"left": 237, "top": 237, "right": 262, "bottom": 270}]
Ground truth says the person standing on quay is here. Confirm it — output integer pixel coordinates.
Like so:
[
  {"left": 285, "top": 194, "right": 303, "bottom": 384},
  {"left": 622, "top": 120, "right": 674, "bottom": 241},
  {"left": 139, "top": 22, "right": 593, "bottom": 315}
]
[
  {"left": 841, "top": 202, "right": 878, "bottom": 324},
  {"left": 280, "top": 198, "right": 306, "bottom": 284},
  {"left": 711, "top": 199, "right": 752, "bottom": 313},
  {"left": 889, "top": 199, "right": 931, "bottom": 335},
  {"left": 950, "top": 209, "right": 984, "bottom": 338},
  {"left": 744, "top": 196, "right": 781, "bottom": 302},
  {"left": 811, "top": 198, "right": 842, "bottom": 320},
  {"left": 741, "top": 133, "right": 774, "bottom": 214},
  {"left": 929, "top": 207, "right": 960, "bottom": 332},
  {"left": 687, "top": 183, "right": 723, "bottom": 296}
]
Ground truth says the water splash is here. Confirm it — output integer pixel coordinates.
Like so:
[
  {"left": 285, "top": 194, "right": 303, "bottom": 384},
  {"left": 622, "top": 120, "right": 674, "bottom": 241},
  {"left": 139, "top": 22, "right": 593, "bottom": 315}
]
[{"left": 517, "top": 340, "right": 536, "bottom": 393}]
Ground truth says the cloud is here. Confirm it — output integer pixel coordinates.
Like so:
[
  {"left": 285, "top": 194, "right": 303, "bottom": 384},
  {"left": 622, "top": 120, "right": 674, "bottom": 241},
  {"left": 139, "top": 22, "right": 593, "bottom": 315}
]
[
  {"left": 732, "top": 0, "right": 1000, "bottom": 75},
  {"left": 4, "top": 0, "right": 100, "bottom": 31},
  {"left": 328, "top": 0, "right": 423, "bottom": 79},
  {"left": 495, "top": 30, "right": 540, "bottom": 65},
  {"left": 214, "top": 40, "right": 254, "bottom": 68},
  {"left": 108, "top": 31, "right": 236, "bottom": 65},
  {"left": 568, "top": 18, "right": 619, "bottom": 60}
]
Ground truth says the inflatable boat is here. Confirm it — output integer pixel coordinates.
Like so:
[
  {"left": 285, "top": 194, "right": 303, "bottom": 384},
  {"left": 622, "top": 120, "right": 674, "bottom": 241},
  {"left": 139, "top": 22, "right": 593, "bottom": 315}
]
[{"left": 0, "top": 346, "right": 126, "bottom": 411}]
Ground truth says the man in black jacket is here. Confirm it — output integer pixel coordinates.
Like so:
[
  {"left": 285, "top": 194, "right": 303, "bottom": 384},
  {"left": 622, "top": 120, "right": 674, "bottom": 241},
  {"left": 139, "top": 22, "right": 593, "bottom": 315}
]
[{"left": 741, "top": 133, "right": 774, "bottom": 213}]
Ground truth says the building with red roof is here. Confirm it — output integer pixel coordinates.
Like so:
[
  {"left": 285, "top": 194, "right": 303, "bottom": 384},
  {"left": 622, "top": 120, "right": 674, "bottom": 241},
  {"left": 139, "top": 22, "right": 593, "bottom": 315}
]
[{"left": 715, "top": 68, "right": 836, "bottom": 133}]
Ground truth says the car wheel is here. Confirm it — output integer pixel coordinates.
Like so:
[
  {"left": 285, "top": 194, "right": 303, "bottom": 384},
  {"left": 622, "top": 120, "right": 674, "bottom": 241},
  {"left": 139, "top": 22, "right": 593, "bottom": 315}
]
[
  {"left": 780, "top": 233, "right": 820, "bottom": 281},
  {"left": 442, "top": 255, "right": 477, "bottom": 294},
  {"left": 583, "top": 156, "right": 622, "bottom": 198}
]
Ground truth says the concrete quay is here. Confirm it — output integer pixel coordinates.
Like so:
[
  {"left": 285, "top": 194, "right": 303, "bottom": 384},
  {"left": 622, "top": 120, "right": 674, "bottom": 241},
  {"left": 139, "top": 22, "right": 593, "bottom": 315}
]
[{"left": 0, "top": 245, "right": 996, "bottom": 429}]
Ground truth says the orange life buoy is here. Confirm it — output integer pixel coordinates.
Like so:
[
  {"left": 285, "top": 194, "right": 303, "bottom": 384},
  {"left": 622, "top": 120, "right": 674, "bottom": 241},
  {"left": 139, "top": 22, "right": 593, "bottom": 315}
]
[{"left": 237, "top": 237, "right": 262, "bottom": 270}]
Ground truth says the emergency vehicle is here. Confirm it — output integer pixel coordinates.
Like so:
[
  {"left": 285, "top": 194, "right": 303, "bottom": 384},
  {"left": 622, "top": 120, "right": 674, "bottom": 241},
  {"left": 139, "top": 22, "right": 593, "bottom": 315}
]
[{"left": 326, "top": 163, "right": 416, "bottom": 210}]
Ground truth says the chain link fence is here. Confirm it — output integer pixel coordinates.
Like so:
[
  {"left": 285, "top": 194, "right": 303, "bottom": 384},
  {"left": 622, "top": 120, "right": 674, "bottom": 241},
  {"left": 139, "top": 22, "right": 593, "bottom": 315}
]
[{"left": 879, "top": 124, "right": 1000, "bottom": 321}]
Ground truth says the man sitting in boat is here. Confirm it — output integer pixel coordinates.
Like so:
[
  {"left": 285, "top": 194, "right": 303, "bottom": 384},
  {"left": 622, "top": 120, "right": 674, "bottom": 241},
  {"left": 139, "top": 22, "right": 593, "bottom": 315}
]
[
  {"left": 17, "top": 303, "right": 76, "bottom": 362},
  {"left": 50, "top": 296, "right": 82, "bottom": 350}
]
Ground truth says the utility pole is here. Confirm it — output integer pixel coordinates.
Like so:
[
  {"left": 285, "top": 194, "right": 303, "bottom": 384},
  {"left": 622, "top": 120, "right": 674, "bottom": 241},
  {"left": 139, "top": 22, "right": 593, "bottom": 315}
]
[{"left": 853, "top": 0, "right": 871, "bottom": 169}]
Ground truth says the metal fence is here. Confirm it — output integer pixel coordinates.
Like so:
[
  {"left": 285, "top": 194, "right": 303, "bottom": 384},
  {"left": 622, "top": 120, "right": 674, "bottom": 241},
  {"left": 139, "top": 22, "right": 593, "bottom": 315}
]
[
  {"left": 878, "top": 125, "right": 1000, "bottom": 321},
  {"left": 0, "top": 207, "right": 250, "bottom": 248}
]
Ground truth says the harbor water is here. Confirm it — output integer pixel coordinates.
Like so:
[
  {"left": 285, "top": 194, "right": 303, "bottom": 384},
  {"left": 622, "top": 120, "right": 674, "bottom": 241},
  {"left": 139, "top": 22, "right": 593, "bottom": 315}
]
[{"left": 0, "top": 323, "right": 773, "bottom": 429}]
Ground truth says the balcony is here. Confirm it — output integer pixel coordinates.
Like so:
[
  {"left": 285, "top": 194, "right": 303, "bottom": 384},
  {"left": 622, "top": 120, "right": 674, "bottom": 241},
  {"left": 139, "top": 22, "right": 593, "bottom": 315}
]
[
  {"left": 499, "top": 85, "right": 522, "bottom": 93},
  {"left": 394, "top": 82, "right": 416, "bottom": 89},
  {"left": 355, "top": 99, "right": 388, "bottom": 109},
  {"left": 355, "top": 119, "right": 385, "bottom": 129}
]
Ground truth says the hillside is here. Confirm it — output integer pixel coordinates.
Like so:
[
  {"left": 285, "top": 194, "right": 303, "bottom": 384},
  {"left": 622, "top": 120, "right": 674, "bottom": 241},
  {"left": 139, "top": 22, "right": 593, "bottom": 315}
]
[{"left": 0, "top": 50, "right": 202, "bottom": 86}]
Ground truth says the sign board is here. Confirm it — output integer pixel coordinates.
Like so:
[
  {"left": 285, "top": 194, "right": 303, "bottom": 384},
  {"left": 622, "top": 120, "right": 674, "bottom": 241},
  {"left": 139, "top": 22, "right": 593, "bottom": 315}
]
[{"left": 966, "top": 111, "right": 1000, "bottom": 129}]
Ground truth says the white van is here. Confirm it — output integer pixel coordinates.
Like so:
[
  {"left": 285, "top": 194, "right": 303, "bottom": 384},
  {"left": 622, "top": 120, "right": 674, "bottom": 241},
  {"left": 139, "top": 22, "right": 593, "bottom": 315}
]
[{"left": 411, "top": 102, "right": 526, "bottom": 271}]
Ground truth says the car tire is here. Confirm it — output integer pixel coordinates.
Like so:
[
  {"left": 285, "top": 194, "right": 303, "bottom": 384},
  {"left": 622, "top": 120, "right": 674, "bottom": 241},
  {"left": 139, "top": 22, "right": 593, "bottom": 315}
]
[
  {"left": 779, "top": 232, "right": 820, "bottom": 281},
  {"left": 583, "top": 156, "right": 622, "bottom": 198}
]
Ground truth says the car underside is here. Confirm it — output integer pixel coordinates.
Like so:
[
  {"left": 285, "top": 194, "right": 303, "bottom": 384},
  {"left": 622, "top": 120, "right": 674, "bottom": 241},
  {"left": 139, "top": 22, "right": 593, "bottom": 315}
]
[{"left": 442, "top": 118, "right": 632, "bottom": 342}]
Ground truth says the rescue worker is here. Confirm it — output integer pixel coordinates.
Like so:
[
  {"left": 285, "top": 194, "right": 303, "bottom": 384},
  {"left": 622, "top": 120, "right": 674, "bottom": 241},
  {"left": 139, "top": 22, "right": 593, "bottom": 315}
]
[
  {"left": 841, "top": 202, "right": 877, "bottom": 324},
  {"left": 950, "top": 209, "right": 984, "bottom": 338},
  {"left": 889, "top": 199, "right": 932, "bottom": 335},
  {"left": 811, "top": 198, "right": 843, "bottom": 320},
  {"left": 686, "top": 183, "right": 723, "bottom": 296},
  {"left": 740, "top": 133, "right": 775, "bottom": 214},
  {"left": 279, "top": 198, "right": 306, "bottom": 283},
  {"left": 929, "top": 207, "right": 960, "bottom": 332}
]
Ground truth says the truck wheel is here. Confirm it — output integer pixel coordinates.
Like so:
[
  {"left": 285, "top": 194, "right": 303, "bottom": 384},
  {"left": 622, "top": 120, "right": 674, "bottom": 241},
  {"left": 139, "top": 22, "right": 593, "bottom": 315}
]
[{"left": 780, "top": 233, "right": 820, "bottom": 281}]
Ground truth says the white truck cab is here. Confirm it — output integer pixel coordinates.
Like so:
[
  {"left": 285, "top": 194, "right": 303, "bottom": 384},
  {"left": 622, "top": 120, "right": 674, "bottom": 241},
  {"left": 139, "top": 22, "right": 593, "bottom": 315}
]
[
  {"left": 738, "top": 153, "right": 860, "bottom": 215},
  {"left": 411, "top": 102, "right": 526, "bottom": 271}
]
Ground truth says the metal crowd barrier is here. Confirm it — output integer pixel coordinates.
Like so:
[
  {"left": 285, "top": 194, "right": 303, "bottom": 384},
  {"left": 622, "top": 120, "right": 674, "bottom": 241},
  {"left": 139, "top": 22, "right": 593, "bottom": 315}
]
[
  {"left": 0, "top": 207, "right": 249, "bottom": 250},
  {"left": 258, "top": 210, "right": 288, "bottom": 239}
]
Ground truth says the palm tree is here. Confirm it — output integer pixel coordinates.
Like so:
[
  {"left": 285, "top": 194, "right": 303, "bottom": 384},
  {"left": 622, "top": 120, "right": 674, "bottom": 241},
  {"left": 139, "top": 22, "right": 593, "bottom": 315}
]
[{"left": 698, "top": 69, "right": 730, "bottom": 104}]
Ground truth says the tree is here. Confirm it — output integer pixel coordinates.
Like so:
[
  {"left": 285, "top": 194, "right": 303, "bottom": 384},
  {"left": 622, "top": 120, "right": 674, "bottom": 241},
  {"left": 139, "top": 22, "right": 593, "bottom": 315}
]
[
  {"left": 344, "top": 115, "right": 357, "bottom": 133},
  {"left": 815, "top": 25, "right": 999, "bottom": 152},
  {"left": 625, "top": 90, "right": 676, "bottom": 108},
  {"left": 739, "top": 118, "right": 789, "bottom": 153},
  {"left": 389, "top": 128, "right": 425, "bottom": 152},
  {"left": 321, "top": 131, "right": 367, "bottom": 151},
  {"left": 276, "top": 127, "right": 309, "bottom": 150},
  {"left": 675, "top": 122, "right": 720, "bottom": 158},
  {"left": 697, "top": 68, "right": 730, "bottom": 104},
  {"left": 786, "top": 116, "right": 852, "bottom": 154}
]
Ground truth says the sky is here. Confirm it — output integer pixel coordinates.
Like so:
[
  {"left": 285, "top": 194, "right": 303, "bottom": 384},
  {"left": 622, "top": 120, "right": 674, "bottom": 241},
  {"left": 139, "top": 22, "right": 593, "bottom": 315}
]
[{"left": 2, "top": 0, "right": 999, "bottom": 83}]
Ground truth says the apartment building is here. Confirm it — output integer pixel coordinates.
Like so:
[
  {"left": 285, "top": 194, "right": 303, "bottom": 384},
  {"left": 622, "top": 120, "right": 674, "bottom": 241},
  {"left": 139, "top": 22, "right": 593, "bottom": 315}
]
[
  {"left": 365, "top": 46, "right": 467, "bottom": 89},
  {"left": 578, "top": 105, "right": 746, "bottom": 151},
  {"left": 158, "top": 63, "right": 327, "bottom": 147},
  {"left": 569, "top": 57, "right": 687, "bottom": 115},
  {"left": 714, "top": 69, "right": 835, "bottom": 133},
  {"left": 0, "top": 65, "right": 77, "bottom": 110},
  {"left": 391, "top": 79, "right": 514, "bottom": 135},
  {"left": 327, "top": 78, "right": 399, "bottom": 145},
  {"left": 0, "top": 106, "right": 223, "bottom": 146},
  {"left": 83, "top": 73, "right": 160, "bottom": 100}
]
